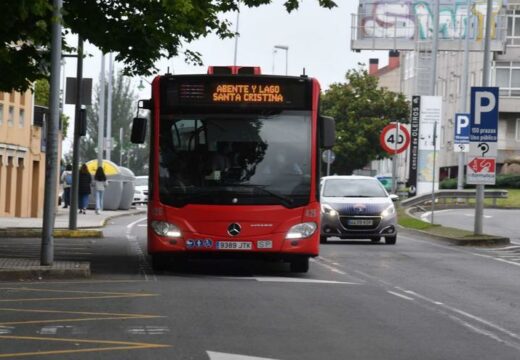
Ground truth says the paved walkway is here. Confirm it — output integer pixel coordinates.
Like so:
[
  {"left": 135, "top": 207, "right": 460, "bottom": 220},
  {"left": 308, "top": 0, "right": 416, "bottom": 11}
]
[
  {"left": 0, "top": 205, "right": 146, "bottom": 281},
  {"left": 0, "top": 205, "right": 146, "bottom": 230}
]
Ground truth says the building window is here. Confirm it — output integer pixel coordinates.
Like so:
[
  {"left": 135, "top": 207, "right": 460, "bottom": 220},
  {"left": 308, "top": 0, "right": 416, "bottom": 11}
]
[
  {"left": 9, "top": 92, "right": 15, "bottom": 103},
  {"left": 516, "top": 119, "right": 520, "bottom": 141},
  {"left": 495, "top": 61, "right": 520, "bottom": 96},
  {"left": 507, "top": 10, "right": 520, "bottom": 46},
  {"left": 8, "top": 106, "right": 14, "bottom": 127},
  {"left": 0, "top": 104, "right": 3, "bottom": 125},
  {"left": 19, "top": 109, "right": 25, "bottom": 128}
]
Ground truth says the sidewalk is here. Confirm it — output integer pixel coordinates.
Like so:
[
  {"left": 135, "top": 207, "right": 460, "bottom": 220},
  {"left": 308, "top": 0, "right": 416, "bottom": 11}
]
[{"left": 0, "top": 205, "right": 146, "bottom": 281}]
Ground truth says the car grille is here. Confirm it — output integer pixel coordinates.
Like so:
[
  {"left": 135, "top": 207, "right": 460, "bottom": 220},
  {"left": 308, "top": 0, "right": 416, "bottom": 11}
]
[
  {"left": 339, "top": 216, "right": 381, "bottom": 230},
  {"left": 335, "top": 203, "right": 386, "bottom": 216}
]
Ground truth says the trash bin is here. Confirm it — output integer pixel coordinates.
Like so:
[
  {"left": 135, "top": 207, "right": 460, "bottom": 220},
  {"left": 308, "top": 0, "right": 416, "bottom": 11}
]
[
  {"left": 118, "top": 166, "right": 135, "bottom": 210},
  {"left": 86, "top": 159, "right": 123, "bottom": 211}
]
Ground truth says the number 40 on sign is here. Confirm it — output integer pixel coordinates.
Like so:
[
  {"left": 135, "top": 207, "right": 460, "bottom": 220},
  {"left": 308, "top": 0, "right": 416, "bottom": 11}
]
[{"left": 380, "top": 123, "right": 411, "bottom": 154}]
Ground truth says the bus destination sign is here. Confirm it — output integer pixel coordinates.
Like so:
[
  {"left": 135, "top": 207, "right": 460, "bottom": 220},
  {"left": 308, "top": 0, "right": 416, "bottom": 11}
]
[
  {"left": 161, "top": 75, "right": 311, "bottom": 111},
  {"left": 212, "top": 84, "right": 284, "bottom": 104}
]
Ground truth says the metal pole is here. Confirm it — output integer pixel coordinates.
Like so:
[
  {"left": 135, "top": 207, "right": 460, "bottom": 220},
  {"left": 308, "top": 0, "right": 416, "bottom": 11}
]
[
  {"left": 458, "top": 0, "right": 472, "bottom": 192},
  {"left": 41, "top": 0, "right": 63, "bottom": 265},
  {"left": 326, "top": 151, "right": 331, "bottom": 176},
  {"left": 392, "top": 122, "right": 399, "bottom": 194},
  {"left": 272, "top": 49, "right": 277, "bottom": 74},
  {"left": 233, "top": 5, "right": 240, "bottom": 66},
  {"left": 98, "top": 53, "right": 106, "bottom": 168},
  {"left": 285, "top": 48, "right": 288, "bottom": 76},
  {"left": 69, "top": 36, "right": 83, "bottom": 230},
  {"left": 475, "top": 0, "right": 493, "bottom": 235},
  {"left": 431, "top": 121, "right": 438, "bottom": 224},
  {"left": 430, "top": 0, "right": 440, "bottom": 95},
  {"left": 106, "top": 53, "right": 113, "bottom": 161},
  {"left": 119, "top": 127, "right": 123, "bottom": 166}
]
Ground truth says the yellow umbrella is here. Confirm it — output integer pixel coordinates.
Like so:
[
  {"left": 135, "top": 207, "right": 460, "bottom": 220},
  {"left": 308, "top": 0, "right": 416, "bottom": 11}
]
[{"left": 86, "top": 160, "right": 119, "bottom": 176}]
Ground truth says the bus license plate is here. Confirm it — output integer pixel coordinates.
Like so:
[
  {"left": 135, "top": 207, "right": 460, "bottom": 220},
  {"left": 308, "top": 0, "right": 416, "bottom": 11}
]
[
  {"left": 348, "top": 219, "right": 373, "bottom": 226},
  {"left": 216, "top": 241, "right": 252, "bottom": 250}
]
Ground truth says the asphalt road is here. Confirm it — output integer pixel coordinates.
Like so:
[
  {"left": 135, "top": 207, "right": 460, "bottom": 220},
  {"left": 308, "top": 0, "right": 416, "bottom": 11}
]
[
  {"left": 420, "top": 208, "right": 520, "bottom": 244},
  {"left": 1, "top": 214, "right": 520, "bottom": 359}
]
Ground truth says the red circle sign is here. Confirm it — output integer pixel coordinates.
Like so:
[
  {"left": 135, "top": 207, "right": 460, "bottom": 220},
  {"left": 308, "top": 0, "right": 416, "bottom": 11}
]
[{"left": 380, "top": 123, "right": 411, "bottom": 154}]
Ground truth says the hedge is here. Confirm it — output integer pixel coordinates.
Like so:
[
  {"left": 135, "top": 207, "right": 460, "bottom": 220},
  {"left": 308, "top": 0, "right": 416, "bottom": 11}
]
[{"left": 439, "top": 174, "right": 520, "bottom": 189}]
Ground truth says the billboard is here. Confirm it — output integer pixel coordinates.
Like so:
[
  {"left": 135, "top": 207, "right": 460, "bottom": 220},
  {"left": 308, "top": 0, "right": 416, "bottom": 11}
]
[{"left": 351, "top": 0, "right": 507, "bottom": 52}]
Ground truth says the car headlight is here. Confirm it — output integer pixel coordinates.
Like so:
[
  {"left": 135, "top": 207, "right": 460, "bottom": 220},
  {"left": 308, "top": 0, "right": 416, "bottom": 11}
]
[
  {"left": 381, "top": 205, "right": 396, "bottom": 218},
  {"left": 320, "top": 204, "right": 338, "bottom": 217},
  {"left": 151, "top": 221, "right": 182, "bottom": 238},
  {"left": 286, "top": 222, "right": 317, "bottom": 239}
]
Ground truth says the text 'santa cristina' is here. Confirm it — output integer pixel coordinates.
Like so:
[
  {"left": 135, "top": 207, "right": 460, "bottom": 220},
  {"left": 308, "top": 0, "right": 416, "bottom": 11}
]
[{"left": 213, "top": 84, "right": 284, "bottom": 103}]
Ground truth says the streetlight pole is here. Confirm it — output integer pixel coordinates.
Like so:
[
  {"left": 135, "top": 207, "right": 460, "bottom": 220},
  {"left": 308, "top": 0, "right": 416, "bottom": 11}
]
[{"left": 274, "top": 45, "right": 289, "bottom": 75}]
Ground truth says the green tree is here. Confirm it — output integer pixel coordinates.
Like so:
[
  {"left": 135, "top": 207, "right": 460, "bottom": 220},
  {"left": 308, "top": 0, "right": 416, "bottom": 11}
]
[
  {"left": 34, "top": 78, "right": 70, "bottom": 137},
  {"left": 321, "top": 67, "right": 409, "bottom": 175},
  {"left": 0, "top": 0, "right": 336, "bottom": 92},
  {"left": 78, "top": 71, "right": 147, "bottom": 175}
]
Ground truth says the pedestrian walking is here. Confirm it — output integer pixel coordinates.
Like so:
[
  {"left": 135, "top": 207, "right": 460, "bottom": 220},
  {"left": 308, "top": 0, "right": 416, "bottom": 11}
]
[
  {"left": 60, "top": 164, "right": 73, "bottom": 208},
  {"left": 78, "top": 163, "right": 92, "bottom": 214},
  {"left": 93, "top": 166, "right": 108, "bottom": 215}
]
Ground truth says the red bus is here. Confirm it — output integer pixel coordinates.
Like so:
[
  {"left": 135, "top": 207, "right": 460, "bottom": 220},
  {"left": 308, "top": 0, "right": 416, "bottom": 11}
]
[{"left": 131, "top": 66, "right": 335, "bottom": 273}]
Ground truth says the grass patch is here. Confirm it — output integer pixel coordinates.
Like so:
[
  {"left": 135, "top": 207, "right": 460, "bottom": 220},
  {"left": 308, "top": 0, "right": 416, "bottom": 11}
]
[{"left": 396, "top": 206, "right": 436, "bottom": 230}]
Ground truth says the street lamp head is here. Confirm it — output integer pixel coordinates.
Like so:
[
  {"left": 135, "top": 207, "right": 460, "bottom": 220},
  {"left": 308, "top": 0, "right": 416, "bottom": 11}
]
[
  {"left": 137, "top": 79, "right": 145, "bottom": 91},
  {"left": 274, "top": 45, "right": 289, "bottom": 51}
]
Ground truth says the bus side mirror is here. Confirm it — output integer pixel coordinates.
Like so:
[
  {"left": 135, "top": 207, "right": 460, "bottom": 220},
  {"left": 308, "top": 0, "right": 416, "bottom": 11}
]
[
  {"left": 320, "top": 116, "right": 335, "bottom": 149},
  {"left": 131, "top": 117, "right": 147, "bottom": 144}
]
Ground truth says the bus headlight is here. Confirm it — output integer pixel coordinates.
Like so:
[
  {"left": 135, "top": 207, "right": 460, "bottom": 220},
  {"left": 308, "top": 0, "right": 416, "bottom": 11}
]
[
  {"left": 286, "top": 222, "right": 317, "bottom": 239},
  {"left": 151, "top": 221, "right": 182, "bottom": 238},
  {"left": 381, "top": 205, "right": 396, "bottom": 218},
  {"left": 321, "top": 204, "right": 338, "bottom": 217}
]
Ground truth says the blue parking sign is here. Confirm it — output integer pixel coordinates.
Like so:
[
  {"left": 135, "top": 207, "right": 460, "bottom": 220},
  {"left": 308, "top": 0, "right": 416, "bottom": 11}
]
[{"left": 470, "top": 87, "right": 498, "bottom": 157}]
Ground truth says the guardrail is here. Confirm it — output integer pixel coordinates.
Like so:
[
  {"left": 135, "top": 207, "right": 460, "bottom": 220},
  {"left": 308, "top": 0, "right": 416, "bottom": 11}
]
[{"left": 401, "top": 189, "right": 509, "bottom": 208}]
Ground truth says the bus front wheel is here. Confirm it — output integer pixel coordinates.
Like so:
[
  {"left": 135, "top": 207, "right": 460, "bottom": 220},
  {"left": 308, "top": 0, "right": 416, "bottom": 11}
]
[{"left": 290, "top": 257, "right": 309, "bottom": 273}]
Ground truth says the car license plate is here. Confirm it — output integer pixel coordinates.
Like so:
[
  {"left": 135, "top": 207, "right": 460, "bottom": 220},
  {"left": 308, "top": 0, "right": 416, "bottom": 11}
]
[
  {"left": 348, "top": 219, "right": 373, "bottom": 226},
  {"left": 216, "top": 241, "right": 252, "bottom": 250}
]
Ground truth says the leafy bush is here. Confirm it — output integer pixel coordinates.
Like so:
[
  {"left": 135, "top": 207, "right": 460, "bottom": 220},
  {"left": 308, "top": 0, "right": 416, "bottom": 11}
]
[
  {"left": 439, "top": 174, "right": 520, "bottom": 189},
  {"left": 440, "top": 178, "right": 458, "bottom": 189}
]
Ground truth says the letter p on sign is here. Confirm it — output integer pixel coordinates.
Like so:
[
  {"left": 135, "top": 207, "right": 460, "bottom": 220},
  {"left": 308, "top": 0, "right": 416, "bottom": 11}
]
[{"left": 474, "top": 91, "right": 496, "bottom": 125}]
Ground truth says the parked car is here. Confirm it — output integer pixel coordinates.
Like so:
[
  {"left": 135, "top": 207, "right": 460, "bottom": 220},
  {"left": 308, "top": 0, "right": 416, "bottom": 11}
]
[
  {"left": 133, "top": 175, "right": 148, "bottom": 204},
  {"left": 320, "top": 175, "right": 398, "bottom": 245}
]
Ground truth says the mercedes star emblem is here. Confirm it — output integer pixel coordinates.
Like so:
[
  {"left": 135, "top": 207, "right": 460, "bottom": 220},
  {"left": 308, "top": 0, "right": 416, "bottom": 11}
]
[{"left": 227, "top": 223, "right": 241, "bottom": 236}]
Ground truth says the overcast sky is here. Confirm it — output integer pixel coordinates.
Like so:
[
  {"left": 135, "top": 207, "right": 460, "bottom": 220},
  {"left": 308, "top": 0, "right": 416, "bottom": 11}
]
[{"left": 61, "top": 0, "right": 386, "bottom": 153}]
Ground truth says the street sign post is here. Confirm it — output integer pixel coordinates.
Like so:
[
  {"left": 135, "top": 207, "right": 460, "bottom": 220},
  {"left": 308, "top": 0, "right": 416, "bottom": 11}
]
[{"left": 322, "top": 149, "right": 335, "bottom": 176}]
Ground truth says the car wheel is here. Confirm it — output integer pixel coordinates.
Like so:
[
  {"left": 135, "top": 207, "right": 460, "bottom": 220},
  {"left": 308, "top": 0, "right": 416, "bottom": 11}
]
[
  {"left": 385, "top": 236, "right": 397, "bottom": 245},
  {"left": 370, "top": 237, "right": 381, "bottom": 243},
  {"left": 151, "top": 254, "right": 170, "bottom": 271},
  {"left": 320, "top": 236, "right": 328, "bottom": 244},
  {"left": 290, "top": 257, "right": 309, "bottom": 273}
]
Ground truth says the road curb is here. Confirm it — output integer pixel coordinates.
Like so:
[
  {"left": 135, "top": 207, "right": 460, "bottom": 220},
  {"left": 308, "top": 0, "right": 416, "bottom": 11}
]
[
  {"left": 0, "top": 259, "right": 90, "bottom": 281},
  {"left": 400, "top": 227, "right": 510, "bottom": 247},
  {"left": 0, "top": 228, "right": 103, "bottom": 238}
]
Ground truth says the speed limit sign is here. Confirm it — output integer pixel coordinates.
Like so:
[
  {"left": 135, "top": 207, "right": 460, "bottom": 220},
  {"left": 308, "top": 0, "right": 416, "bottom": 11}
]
[{"left": 380, "top": 123, "right": 410, "bottom": 154}]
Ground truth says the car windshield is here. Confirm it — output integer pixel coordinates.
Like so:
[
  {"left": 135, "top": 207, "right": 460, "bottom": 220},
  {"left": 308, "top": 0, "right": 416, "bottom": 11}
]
[
  {"left": 323, "top": 178, "right": 387, "bottom": 198},
  {"left": 135, "top": 177, "right": 148, "bottom": 186},
  {"left": 158, "top": 110, "right": 311, "bottom": 208}
]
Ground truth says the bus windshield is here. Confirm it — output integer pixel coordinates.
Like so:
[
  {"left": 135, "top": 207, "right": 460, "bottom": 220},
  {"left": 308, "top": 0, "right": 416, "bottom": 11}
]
[{"left": 158, "top": 110, "right": 311, "bottom": 208}]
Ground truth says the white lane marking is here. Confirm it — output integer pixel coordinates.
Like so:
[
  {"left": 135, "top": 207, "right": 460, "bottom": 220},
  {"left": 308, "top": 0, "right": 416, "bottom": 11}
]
[
  {"left": 216, "top": 276, "right": 359, "bottom": 285},
  {"left": 207, "top": 351, "right": 279, "bottom": 360},
  {"left": 126, "top": 217, "right": 156, "bottom": 281},
  {"left": 397, "top": 288, "right": 520, "bottom": 341},
  {"left": 311, "top": 258, "right": 347, "bottom": 275},
  {"left": 255, "top": 277, "right": 359, "bottom": 285},
  {"left": 387, "top": 291, "right": 415, "bottom": 301},
  {"left": 400, "top": 233, "right": 520, "bottom": 268}
]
